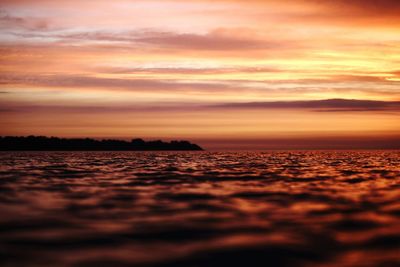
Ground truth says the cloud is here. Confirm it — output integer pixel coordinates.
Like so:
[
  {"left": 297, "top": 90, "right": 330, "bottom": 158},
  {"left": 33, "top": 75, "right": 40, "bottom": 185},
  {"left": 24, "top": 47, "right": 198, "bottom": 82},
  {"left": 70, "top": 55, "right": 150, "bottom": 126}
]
[
  {"left": 96, "top": 65, "right": 283, "bottom": 75},
  {"left": 2, "top": 99, "right": 400, "bottom": 115},
  {"left": 50, "top": 29, "right": 279, "bottom": 51},
  {"left": 0, "top": 73, "right": 179, "bottom": 89},
  {"left": 0, "top": 73, "right": 250, "bottom": 94},
  {"left": 94, "top": 69, "right": 397, "bottom": 82},
  {"left": 326, "top": 75, "right": 390, "bottom": 83},
  {"left": 208, "top": 0, "right": 400, "bottom": 27},
  {"left": 314, "top": 0, "right": 400, "bottom": 13},
  {"left": 0, "top": 9, "right": 50, "bottom": 31},
  {"left": 1, "top": 72, "right": 399, "bottom": 100},
  {"left": 301, "top": 0, "right": 400, "bottom": 26},
  {"left": 2, "top": 1, "right": 400, "bottom": 31},
  {"left": 132, "top": 30, "right": 274, "bottom": 51},
  {"left": 213, "top": 99, "right": 400, "bottom": 112},
  {"left": 209, "top": 0, "right": 400, "bottom": 14},
  {"left": 0, "top": 102, "right": 206, "bottom": 114},
  {"left": 3, "top": 27, "right": 287, "bottom": 52},
  {"left": 391, "top": 70, "right": 400, "bottom": 76}
]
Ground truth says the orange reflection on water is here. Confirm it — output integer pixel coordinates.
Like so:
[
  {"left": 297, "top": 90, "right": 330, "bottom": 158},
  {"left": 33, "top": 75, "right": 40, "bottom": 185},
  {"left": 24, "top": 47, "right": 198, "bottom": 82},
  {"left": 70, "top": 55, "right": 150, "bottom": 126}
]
[{"left": 0, "top": 151, "right": 399, "bottom": 267}]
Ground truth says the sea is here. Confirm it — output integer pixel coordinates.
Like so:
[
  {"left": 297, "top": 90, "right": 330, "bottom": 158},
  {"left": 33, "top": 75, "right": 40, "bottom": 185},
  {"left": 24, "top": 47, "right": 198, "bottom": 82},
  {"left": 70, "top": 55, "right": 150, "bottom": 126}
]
[{"left": 0, "top": 151, "right": 399, "bottom": 267}]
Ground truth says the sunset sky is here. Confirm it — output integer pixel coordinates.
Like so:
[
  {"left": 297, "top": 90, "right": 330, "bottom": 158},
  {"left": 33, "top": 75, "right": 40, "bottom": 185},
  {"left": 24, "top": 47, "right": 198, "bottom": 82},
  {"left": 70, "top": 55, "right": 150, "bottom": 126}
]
[{"left": 1, "top": 0, "right": 399, "bottom": 149}]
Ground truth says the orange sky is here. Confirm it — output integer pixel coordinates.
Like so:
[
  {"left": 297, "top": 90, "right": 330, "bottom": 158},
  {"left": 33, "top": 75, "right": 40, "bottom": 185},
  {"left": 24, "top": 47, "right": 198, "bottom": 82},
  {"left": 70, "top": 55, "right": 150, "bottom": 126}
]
[{"left": 0, "top": 0, "right": 399, "bottom": 149}]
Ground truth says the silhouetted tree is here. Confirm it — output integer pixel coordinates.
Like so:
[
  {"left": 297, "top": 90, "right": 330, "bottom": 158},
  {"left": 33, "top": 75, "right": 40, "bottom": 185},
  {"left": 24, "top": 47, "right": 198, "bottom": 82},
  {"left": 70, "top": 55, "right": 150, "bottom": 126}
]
[{"left": 0, "top": 136, "right": 203, "bottom": 151}]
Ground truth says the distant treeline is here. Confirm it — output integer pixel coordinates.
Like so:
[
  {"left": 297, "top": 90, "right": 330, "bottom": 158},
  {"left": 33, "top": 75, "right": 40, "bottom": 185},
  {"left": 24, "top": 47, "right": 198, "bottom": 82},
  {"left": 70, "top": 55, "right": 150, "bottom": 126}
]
[{"left": 0, "top": 136, "right": 203, "bottom": 151}]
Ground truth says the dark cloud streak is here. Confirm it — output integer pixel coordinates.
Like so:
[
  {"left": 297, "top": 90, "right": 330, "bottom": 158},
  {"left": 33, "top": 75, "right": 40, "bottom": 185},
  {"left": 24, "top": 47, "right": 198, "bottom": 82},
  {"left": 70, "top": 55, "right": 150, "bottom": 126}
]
[
  {"left": 2, "top": 99, "right": 400, "bottom": 114},
  {"left": 213, "top": 99, "right": 400, "bottom": 112}
]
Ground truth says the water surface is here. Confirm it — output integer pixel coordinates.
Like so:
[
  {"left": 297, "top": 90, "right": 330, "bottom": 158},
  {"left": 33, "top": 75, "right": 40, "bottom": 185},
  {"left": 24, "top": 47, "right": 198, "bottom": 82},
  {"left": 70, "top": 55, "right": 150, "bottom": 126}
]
[{"left": 0, "top": 151, "right": 399, "bottom": 266}]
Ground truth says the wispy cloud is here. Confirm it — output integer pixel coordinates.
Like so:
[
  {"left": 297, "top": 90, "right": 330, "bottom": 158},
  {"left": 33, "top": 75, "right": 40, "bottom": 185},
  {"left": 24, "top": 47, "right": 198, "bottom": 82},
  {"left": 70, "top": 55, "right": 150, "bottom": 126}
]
[
  {"left": 95, "top": 65, "right": 283, "bottom": 75},
  {"left": 131, "top": 30, "right": 275, "bottom": 51},
  {"left": 0, "top": 9, "right": 50, "bottom": 31},
  {"left": 6, "top": 29, "right": 284, "bottom": 52},
  {"left": 1, "top": 72, "right": 399, "bottom": 101},
  {"left": 3, "top": 99, "right": 400, "bottom": 114},
  {"left": 214, "top": 99, "right": 400, "bottom": 112}
]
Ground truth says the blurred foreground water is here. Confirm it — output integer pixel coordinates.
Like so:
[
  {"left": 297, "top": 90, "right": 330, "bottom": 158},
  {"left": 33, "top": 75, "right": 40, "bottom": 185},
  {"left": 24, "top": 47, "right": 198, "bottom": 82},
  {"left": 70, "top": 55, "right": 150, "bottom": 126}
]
[{"left": 0, "top": 151, "right": 399, "bottom": 267}]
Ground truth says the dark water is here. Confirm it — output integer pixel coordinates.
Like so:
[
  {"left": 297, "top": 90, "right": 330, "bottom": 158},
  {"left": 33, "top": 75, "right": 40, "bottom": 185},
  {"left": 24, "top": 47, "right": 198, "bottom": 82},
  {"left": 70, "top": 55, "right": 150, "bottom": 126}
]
[{"left": 0, "top": 151, "right": 399, "bottom": 267}]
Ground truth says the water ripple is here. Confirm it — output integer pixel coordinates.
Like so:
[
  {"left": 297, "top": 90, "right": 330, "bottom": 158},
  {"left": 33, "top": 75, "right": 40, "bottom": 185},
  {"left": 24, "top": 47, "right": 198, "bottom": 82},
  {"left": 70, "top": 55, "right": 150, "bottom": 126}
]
[{"left": 0, "top": 151, "right": 399, "bottom": 267}]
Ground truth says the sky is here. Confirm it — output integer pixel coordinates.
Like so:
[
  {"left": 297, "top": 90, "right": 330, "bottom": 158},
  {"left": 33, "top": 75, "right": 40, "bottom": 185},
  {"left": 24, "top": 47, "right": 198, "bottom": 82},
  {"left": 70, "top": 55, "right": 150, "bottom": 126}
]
[{"left": 0, "top": 0, "right": 399, "bottom": 149}]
